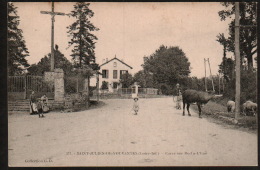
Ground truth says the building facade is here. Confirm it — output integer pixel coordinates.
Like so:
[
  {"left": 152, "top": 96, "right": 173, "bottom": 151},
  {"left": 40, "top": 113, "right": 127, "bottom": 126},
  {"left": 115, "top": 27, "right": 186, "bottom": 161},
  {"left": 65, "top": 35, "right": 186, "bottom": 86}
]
[{"left": 98, "top": 57, "right": 133, "bottom": 92}]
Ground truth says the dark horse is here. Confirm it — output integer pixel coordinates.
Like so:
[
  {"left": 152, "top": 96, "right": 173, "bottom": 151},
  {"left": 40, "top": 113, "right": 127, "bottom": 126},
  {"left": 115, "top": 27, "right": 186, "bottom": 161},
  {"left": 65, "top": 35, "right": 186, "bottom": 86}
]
[{"left": 182, "top": 89, "right": 214, "bottom": 118}]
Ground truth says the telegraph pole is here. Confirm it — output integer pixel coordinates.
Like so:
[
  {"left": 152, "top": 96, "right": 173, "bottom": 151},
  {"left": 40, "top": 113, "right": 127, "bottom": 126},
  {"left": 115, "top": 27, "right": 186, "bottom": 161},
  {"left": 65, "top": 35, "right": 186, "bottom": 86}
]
[
  {"left": 235, "top": 2, "right": 241, "bottom": 119},
  {"left": 204, "top": 58, "right": 207, "bottom": 91},
  {"left": 207, "top": 58, "right": 215, "bottom": 92}
]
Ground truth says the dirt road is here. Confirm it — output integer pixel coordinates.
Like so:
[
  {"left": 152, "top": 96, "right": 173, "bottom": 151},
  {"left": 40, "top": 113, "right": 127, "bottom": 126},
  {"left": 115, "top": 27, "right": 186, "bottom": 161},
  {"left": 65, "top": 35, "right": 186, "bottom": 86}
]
[{"left": 8, "top": 97, "right": 257, "bottom": 166}]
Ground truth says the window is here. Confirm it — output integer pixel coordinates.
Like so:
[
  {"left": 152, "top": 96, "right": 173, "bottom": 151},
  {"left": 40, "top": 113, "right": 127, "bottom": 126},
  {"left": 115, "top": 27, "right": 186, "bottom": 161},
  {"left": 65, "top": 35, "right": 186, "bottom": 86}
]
[
  {"left": 120, "top": 70, "right": 128, "bottom": 79},
  {"left": 113, "top": 62, "right": 117, "bottom": 67},
  {"left": 113, "top": 70, "right": 118, "bottom": 79},
  {"left": 102, "top": 70, "right": 109, "bottom": 78}
]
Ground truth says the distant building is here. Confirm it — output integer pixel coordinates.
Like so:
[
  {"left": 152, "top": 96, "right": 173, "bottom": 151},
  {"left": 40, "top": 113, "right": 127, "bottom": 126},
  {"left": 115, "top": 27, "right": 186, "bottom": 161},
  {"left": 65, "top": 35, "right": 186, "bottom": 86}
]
[{"left": 90, "top": 56, "right": 133, "bottom": 92}]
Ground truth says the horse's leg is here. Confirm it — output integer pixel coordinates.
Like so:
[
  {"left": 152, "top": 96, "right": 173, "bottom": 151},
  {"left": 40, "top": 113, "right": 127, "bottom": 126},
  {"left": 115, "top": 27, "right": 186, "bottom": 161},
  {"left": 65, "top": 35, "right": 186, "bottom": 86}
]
[
  {"left": 227, "top": 106, "right": 230, "bottom": 112},
  {"left": 197, "top": 103, "right": 202, "bottom": 118},
  {"left": 187, "top": 103, "right": 191, "bottom": 116},
  {"left": 183, "top": 102, "right": 185, "bottom": 116}
]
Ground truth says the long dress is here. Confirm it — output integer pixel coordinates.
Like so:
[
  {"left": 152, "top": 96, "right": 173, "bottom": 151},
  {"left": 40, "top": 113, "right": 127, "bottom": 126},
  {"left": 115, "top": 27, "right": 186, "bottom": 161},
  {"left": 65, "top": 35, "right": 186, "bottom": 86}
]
[{"left": 29, "top": 94, "right": 38, "bottom": 114}]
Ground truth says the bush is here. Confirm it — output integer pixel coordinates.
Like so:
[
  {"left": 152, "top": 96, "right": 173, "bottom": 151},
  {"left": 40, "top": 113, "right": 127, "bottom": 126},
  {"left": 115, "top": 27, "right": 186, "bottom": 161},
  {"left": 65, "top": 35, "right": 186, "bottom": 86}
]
[{"left": 101, "top": 81, "right": 108, "bottom": 90}]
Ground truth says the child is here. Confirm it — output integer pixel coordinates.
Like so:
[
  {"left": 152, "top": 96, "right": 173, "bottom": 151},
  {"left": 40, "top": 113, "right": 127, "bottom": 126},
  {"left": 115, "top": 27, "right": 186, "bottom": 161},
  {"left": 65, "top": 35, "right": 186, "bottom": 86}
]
[
  {"left": 37, "top": 99, "right": 45, "bottom": 118},
  {"left": 133, "top": 97, "right": 139, "bottom": 115}
]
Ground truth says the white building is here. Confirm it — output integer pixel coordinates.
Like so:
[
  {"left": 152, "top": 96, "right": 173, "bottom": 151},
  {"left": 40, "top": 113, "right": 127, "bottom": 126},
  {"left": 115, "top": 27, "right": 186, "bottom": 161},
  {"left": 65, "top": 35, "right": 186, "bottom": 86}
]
[{"left": 90, "top": 57, "right": 133, "bottom": 92}]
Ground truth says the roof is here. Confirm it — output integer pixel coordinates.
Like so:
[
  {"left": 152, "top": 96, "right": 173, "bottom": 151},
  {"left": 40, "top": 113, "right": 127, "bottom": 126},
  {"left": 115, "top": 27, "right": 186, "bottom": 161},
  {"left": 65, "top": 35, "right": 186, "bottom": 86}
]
[{"left": 99, "top": 57, "right": 133, "bottom": 69}]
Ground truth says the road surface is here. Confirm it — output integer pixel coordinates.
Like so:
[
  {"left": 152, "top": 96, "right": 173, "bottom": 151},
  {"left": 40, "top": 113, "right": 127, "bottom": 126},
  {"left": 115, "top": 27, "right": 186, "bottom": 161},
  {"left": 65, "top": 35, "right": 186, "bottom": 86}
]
[{"left": 8, "top": 97, "right": 257, "bottom": 166}]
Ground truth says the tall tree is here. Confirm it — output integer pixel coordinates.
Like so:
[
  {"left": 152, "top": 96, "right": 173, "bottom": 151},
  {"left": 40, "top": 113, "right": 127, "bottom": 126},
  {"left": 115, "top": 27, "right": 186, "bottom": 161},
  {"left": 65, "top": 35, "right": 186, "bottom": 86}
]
[
  {"left": 143, "top": 45, "right": 190, "bottom": 92},
  {"left": 217, "top": 2, "right": 257, "bottom": 70},
  {"left": 67, "top": 2, "right": 99, "bottom": 68},
  {"left": 216, "top": 33, "right": 228, "bottom": 75},
  {"left": 8, "top": 2, "right": 30, "bottom": 75}
]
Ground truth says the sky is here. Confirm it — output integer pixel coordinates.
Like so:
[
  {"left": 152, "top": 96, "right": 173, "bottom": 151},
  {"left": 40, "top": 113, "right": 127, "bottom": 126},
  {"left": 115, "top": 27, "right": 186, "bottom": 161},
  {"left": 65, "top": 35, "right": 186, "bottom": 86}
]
[{"left": 13, "top": 2, "right": 233, "bottom": 78}]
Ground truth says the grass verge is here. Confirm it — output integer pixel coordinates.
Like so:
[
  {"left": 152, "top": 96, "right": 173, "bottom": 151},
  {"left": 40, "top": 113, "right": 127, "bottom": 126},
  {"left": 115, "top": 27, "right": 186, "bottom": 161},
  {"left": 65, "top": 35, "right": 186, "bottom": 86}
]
[{"left": 191, "top": 99, "right": 257, "bottom": 133}]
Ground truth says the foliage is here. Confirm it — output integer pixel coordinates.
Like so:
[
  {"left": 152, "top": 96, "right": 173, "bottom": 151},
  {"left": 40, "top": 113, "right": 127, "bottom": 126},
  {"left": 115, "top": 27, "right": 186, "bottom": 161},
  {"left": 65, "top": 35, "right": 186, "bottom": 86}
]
[
  {"left": 27, "top": 47, "right": 74, "bottom": 76},
  {"left": 223, "top": 70, "right": 257, "bottom": 104},
  {"left": 8, "top": 2, "right": 30, "bottom": 75},
  {"left": 216, "top": 2, "right": 257, "bottom": 107},
  {"left": 120, "top": 73, "right": 134, "bottom": 88},
  {"left": 101, "top": 81, "right": 108, "bottom": 90},
  {"left": 133, "top": 70, "right": 154, "bottom": 88},
  {"left": 217, "top": 2, "right": 257, "bottom": 70},
  {"left": 218, "top": 57, "right": 235, "bottom": 82},
  {"left": 142, "top": 45, "right": 190, "bottom": 94},
  {"left": 75, "top": 65, "right": 95, "bottom": 78},
  {"left": 67, "top": 2, "right": 99, "bottom": 67}
]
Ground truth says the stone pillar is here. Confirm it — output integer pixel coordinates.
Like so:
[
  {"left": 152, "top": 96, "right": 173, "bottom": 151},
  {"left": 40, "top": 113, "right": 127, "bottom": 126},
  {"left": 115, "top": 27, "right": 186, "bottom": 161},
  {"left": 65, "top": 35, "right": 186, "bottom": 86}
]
[
  {"left": 54, "top": 69, "right": 64, "bottom": 102},
  {"left": 44, "top": 71, "right": 55, "bottom": 92}
]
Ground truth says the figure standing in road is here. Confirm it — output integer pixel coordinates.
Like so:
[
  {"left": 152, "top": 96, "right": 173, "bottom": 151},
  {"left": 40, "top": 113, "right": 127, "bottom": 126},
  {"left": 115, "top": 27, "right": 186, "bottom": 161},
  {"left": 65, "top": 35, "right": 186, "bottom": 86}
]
[
  {"left": 133, "top": 97, "right": 139, "bottom": 115},
  {"left": 175, "top": 83, "right": 182, "bottom": 110},
  {"left": 37, "top": 99, "right": 45, "bottom": 118},
  {"left": 176, "top": 89, "right": 182, "bottom": 110}
]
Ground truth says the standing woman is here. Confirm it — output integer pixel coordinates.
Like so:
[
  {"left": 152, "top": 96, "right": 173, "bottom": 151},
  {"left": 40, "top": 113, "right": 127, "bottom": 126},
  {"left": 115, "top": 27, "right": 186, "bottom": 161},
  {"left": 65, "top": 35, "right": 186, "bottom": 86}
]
[{"left": 29, "top": 91, "right": 38, "bottom": 115}]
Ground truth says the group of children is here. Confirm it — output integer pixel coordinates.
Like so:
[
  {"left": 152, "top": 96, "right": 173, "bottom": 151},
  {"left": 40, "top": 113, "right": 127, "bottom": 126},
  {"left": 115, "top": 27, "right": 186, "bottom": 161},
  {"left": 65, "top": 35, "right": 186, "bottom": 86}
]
[{"left": 29, "top": 91, "right": 49, "bottom": 118}]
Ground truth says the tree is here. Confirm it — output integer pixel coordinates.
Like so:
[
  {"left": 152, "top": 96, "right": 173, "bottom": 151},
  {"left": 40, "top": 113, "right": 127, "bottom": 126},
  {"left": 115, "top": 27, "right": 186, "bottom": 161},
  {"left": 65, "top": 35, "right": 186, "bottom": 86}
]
[
  {"left": 8, "top": 2, "right": 30, "bottom": 75},
  {"left": 27, "top": 47, "right": 74, "bottom": 76},
  {"left": 217, "top": 2, "right": 257, "bottom": 70},
  {"left": 101, "top": 81, "right": 108, "bottom": 90},
  {"left": 133, "top": 70, "right": 154, "bottom": 88},
  {"left": 67, "top": 2, "right": 99, "bottom": 68},
  {"left": 120, "top": 73, "right": 134, "bottom": 88},
  {"left": 218, "top": 58, "right": 235, "bottom": 82},
  {"left": 142, "top": 45, "right": 191, "bottom": 94}
]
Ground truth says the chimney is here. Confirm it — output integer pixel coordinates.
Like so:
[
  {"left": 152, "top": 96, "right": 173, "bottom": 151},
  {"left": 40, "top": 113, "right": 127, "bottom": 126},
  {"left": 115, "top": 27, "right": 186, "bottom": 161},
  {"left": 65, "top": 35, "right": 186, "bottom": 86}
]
[{"left": 106, "top": 58, "right": 108, "bottom": 62}]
